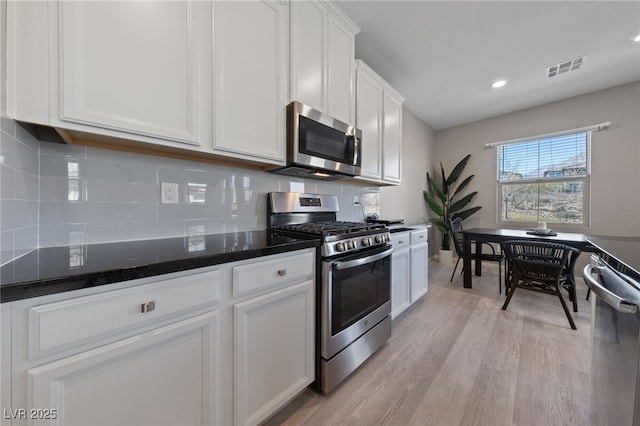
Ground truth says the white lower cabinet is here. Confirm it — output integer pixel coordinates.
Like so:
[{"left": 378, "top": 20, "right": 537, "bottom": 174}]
[
  {"left": 8, "top": 268, "right": 221, "bottom": 426},
  {"left": 1, "top": 304, "right": 11, "bottom": 421},
  {"left": 28, "top": 312, "right": 218, "bottom": 426},
  {"left": 390, "top": 227, "right": 429, "bottom": 319},
  {"left": 410, "top": 229, "right": 429, "bottom": 302},
  {"left": 233, "top": 280, "right": 315, "bottom": 426},
  {"left": 4, "top": 248, "right": 316, "bottom": 426},
  {"left": 390, "top": 232, "right": 411, "bottom": 319},
  {"left": 231, "top": 249, "right": 315, "bottom": 426}
]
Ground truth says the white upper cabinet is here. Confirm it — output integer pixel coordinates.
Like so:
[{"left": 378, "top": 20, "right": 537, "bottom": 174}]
[
  {"left": 327, "top": 14, "right": 357, "bottom": 125},
  {"left": 356, "top": 66, "right": 383, "bottom": 180},
  {"left": 7, "top": 0, "right": 373, "bottom": 170},
  {"left": 290, "top": 1, "right": 359, "bottom": 125},
  {"left": 213, "top": 0, "right": 289, "bottom": 165},
  {"left": 7, "top": 0, "right": 212, "bottom": 150},
  {"left": 355, "top": 60, "right": 405, "bottom": 185},
  {"left": 382, "top": 91, "right": 403, "bottom": 183},
  {"left": 290, "top": 1, "right": 324, "bottom": 110}
]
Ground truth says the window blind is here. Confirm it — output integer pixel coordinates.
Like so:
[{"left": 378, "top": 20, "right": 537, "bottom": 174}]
[{"left": 498, "top": 132, "right": 588, "bottom": 182}]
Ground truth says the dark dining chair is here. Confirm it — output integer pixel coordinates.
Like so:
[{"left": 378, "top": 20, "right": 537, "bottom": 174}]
[
  {"left": 561, "top": 249, "right": 582, "bottom": 312},
  {"left": 500, "top": 240, "right": 581, "bottom": 330},
  {"left": 449, "top": 217, "right": 505, "bottom": 292}
]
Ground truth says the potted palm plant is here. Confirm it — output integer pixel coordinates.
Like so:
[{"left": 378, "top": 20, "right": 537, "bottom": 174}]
[{"left": 423, "top": 154, "right": 481, "bottom": 264}]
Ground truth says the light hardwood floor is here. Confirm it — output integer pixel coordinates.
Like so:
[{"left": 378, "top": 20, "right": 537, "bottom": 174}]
[{"left": 263, "top": 260, "right": 592, "bottom": 426}]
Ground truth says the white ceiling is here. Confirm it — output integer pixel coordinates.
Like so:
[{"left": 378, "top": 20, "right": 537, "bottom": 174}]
[{"left": 335, "top": 1, "right": 640, "bottom": 130}]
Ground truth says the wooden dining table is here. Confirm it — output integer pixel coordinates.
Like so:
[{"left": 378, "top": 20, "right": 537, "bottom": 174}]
[{"left": 461, "top": 227, "right": 597, "bottom": 288}]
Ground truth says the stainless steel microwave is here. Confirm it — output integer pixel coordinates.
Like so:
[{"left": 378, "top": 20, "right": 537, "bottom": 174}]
[{"left": 269, "top": 101, "right": 362, "bottom": 180}]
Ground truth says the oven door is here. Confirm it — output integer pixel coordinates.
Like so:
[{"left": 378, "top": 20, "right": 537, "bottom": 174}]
[
  {"left": 583, "top": 259, "right": 640, "bottom": 426},
  {"left": 321, "top": 246, "right": 392, "bottom": 359}
]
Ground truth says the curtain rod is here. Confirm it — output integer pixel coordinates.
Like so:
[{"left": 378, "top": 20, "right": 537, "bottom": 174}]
[{"left": 484, "top": 121, "right": 611, "bottom": 149}]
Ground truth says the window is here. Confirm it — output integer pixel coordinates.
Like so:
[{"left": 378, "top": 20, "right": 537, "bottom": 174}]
[{"left": 497, "top": 131, "right": 590, "bottom": 226}]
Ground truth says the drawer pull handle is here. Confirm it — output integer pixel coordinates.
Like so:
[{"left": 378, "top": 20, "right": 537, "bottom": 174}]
[
  {"left": 141, "top": 301, "right": 156, "bottom": 313},
  {"left": 277, "top": 269, "right": 287, "bottom": 277},
  {"left": 399, "top": 240, "right": 404, "bottom": 244}
]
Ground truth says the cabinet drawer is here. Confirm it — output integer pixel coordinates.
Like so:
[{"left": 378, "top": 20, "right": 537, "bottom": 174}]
[
  {"left": 411, "top": 229, "right": 428, "bottom": 245},
  {"left": 28, "top": 270, "right": 220, "bottom": 358},
  {"left": 390, "top": 232, "right": 410, "bottom": 251},
  {"left": 233, "top": 252, "right": 314, "bottom": 298}
]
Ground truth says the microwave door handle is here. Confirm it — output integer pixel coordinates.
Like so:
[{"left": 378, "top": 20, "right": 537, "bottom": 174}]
[
  {"left": 347, "top": 134, "right": 359, "bottom": 166},
  {"left": 353, "top": 135, "right": 359, "bottom": 165}
]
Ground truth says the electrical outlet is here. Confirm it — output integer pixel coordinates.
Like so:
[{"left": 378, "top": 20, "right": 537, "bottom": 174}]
[
  {"left": 353, "top": 195, "right": 359, "bottom": 205},
  {"left": 161, "top": 183, "right": 179, "bottom": 204}
]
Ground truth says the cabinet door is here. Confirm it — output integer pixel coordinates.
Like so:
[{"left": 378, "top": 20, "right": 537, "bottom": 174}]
[
  {"left": 57, "top": 1, "right": 208, "bottom": 146},
  {"left": 410, "top": 242, "right": 429, "bottom": 302},
  {"left": 290, "top": 0, "right": 325, "bottom": 111},
  {"left": 234, "top": 280, "right": 314, "bottom": 426},
  {"left": 27, "top": 312, "right": 219, "bottom": 426},
  {"left": 1, "top": 304, "right": 10, "bottom": 419},
  {"left": 213, "top": 0, "right": 288, "bottom": 164},
  {"left": 382, "top": 92, "right": 403, "bottom": 183},
  {"left": 6, "top": 0, "right": 50, "bottom": 124},
  {"left": 326, "top": 16, "right": 355, "bottom": 124},
  {"left": 356, "top": 68, "right": 382, "bottom": 180},
  {"left": 391, "top": 248, "right": 411, "bottom": 319}
]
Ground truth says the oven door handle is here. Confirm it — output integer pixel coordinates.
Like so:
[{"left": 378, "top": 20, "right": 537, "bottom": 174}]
[{"left": 332, "top": 247, "right": 394, "bottom": 270}]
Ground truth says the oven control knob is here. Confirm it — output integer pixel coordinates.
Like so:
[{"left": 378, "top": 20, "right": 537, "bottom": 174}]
[
  {"left": 374, "top": 235, "right": 383, "bottom": 244},
  {"left": 361, "top": 238, "right": 371, "bottom": 247},
  {"left": 335, "top": 242, "right": 346, "bottom": 252},
  {"left": 346, "top": 240, "right": 356, "bottom": 250}
]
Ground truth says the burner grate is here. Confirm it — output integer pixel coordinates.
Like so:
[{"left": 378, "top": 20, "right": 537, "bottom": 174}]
[{"left": 276, "top": 221, "right": 386, "bottom": 236}]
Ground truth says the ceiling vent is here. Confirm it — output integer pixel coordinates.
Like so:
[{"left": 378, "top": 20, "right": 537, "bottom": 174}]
[{"left": 546, "top": 55, "right": 586, "bottom": 78}]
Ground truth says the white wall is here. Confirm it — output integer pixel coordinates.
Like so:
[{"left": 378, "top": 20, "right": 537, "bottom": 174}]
[
  {"left": 380, "top": 107, "right": 435, "bottom": 226},
  {"left": 435, "top": 81, "right": 640, "bottom": 238}
]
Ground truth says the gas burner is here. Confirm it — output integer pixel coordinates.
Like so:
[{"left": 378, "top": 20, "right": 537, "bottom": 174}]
[
  {"left": 268, "top": 192, "right": 391, "bottom": 257},
  {"left": 273, "top": 221, "right": 390, "bottom": 257},
  {"left": 276, "top": 221, "right": 387, "bottom": 237}
]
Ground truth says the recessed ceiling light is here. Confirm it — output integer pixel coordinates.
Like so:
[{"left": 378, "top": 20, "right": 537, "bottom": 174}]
[
  {"left": 634, "top": 34, "right": 640, "bottom": 42},
  {"left": 492, "top": 80, "right": 507, "bottom": 89}
]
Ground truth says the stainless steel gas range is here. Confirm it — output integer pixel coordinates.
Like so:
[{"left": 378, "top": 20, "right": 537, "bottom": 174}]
[{"left": 268, "top": 192, "right": 392, "bottom": 393}]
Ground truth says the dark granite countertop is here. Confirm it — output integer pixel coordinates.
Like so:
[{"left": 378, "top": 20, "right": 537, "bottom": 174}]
[{"left": 1, "top": 231, "right": 320, "bottom": 303}]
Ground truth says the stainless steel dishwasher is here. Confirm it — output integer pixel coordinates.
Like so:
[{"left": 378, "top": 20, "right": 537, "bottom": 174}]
[{"left": 583, "top": 236, "right": 640, "bottom": 426}]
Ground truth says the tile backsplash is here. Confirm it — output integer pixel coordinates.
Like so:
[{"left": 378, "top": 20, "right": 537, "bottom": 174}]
[
  {"left": 0, "top": 118, "right": 379, "bottom": 263},
  {"left": 1, "top": 118, "right": 39, "bottom": 264}
]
